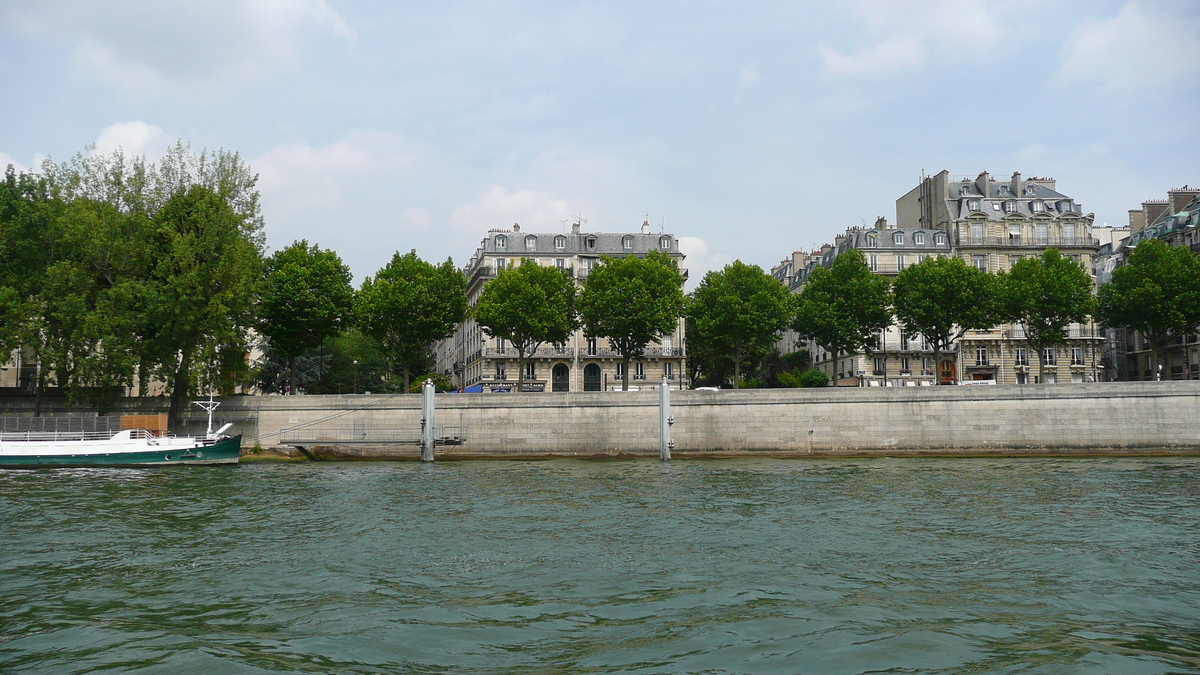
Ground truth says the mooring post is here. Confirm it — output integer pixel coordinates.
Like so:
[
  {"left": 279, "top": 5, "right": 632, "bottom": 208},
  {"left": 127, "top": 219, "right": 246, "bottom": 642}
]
[
  {"left": 659, "top": 376, "right": 673, "bottom": 461},
  {"left": 421, "top": 378, "right": 435, "bottom": 462}
]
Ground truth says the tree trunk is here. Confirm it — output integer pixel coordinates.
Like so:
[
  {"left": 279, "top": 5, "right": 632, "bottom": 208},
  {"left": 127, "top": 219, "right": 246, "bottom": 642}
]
[
  {"left": 622, "top": 355, "right": 630, "bottom": 391},
  {"left": 1034, "top": 344, "right": 1045, "bottom": 384},
  {"left": 168, "top": 348, "right": 192, "bottom": 430},
  {"left": 288, "top": 355, "right": 297, "bottom": 395},
  {"left": 733, "top": 350, "right": 742, "bottom": 388},
  {"left": 403, "top": 364, "right": 411, "bottom": 393},
  {"left": 516, "top": 349, "right": 525, "bottom": 394},
  {"left": 33, "top": 367, "right": 44, "bottom": 417},
  {"left": 933, "top": 343, "right": 942, "bottom": 385}
]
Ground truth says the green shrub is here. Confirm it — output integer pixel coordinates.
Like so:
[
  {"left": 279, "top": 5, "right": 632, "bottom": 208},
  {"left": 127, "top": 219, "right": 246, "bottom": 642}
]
[{"left": 797, "top": 369, "right": 829, "bottom": 388}]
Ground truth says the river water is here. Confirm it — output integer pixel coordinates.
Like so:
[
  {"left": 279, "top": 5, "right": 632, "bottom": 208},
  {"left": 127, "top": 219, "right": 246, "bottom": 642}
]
[{"left": 2, "top": 458, "right": 1199, "bottom": 674}]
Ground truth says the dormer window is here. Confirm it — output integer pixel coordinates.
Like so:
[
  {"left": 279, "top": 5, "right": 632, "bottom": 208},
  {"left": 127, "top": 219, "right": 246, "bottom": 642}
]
[
  {"left": 525, "top": 234, "right": 538, "bottom": 251},
  {"left": 586, "top": 236, "right": 597, "bottom": 250},
  {"left": 914, "top": 232, "right": 925, "bottom": 245},
  {"left": 659, "top": 235, "right": 671, "bottom": 249},
  {"left": 622, "top": 235, "right": 634, "bottom": 250},
  {"left": 1004, "top": 200, "right": 1018, "bottom": 214},
  {"left": 992, "top": 203, "right": 1002, "bottom": 211},
  {"left": 968, "top": 199, "right": 981, "bottom": 212},
  {"left": 1031, "top": 201, "right": 1044, "bottom": 213},
  {"left": 554, "top": 235, "right": 566, "bottom": 250},
  {"left": 1024, "top": 185, "right": 1037, "bottom": 196},
  {"left": 934, "top": 232, "right": 946, "bottom": 245},
  {"left": 495, "top": 234, "right": 507, "bottom": 251},
  {"left": 866, "top": 234, "right": 877, "bottom": 248},
  {"left": 893, "top": 232, "right": 904, "bottom": 246}
]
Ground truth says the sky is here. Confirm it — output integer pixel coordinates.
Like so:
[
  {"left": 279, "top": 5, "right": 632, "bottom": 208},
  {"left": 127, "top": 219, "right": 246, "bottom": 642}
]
[{"left": 1, "top": 0, "right": 1198, "bottom": 285}]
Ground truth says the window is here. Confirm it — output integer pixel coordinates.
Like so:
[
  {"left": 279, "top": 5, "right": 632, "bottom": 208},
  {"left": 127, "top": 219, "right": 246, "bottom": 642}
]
[
  {"left": 893, "top": 232, "right": 904, "bottom": 245},
  {"left": 556, "top": 258, "right": 565, "bottom": 269},
  {"left": 973, "top": 255, "right": 987, "bottom": 271},
  {"left": 918, "top": 254, "right": 928, "bottom": 263},
  {"left": 1010, "top": 255, "right": 1022, "bottom": 269},
  {"left": 1004, "top": 200, "right": 1018, "bottom": 214},
  {"left": 975, "top": 347, "right": 989, "bottom": 366},
  {"left": 1017, "top": 372, "right": 1028, "bottom": 385},
  {"left": 622, "top": 235, "right": 634, "bottom": 250},
  {"left": 922, "top": 358, "right": 932, "bottom": 375},
  {"left": 1043, "top": 347, "right": 1056, "bottom": 365},
  {"left": 497, "top": 338, "right": 506, "bottom": 353},
  {"left": 525, "top": 234, "right": 538, "bottom": 251},
  {"left": 1015, "top": 347, "right": 1028, "bottom": 367},
  {"left": 899, "top": 332, "right": 909, "bottom": 350},
  {"left": 1009, "top": 224, "right": 1022, "bottom": 242},
  {"left": 659, "top": 236, "right": 671, "bottom": 249},
  {"left": 1062, "top": 223, "right": 1077, "bottom": 243},
  {"left": 869, "top": 254, "right": 878, "bottom": 271},
  {"left": 971, "top": 223, "right": 984, "bottom": 244},
  {"left": 874, "top": 357, "right": 885, "bottom": 375},
  {"left": 1032, "top": 201, "right": 1044, "bottom": 213},
  {"left": 934, "top": 232, "right": 946, "bottom": 245},
  {"left": 992, "top": 203, "right": 1002, "bottom": 211},
  {"left": 968, "top": 199, "right": 981, "bottom": 212},
  {"left": 616, "top": 362, "right": 625, "bottom": 379},
  {"left": 634, "top": 362, "right": 646, "bottom": 380},
  {"left": 494, "top": 234, "right": 508, "bottom": 251},
  {"left": 525, "top": 361, "right": 536, "bottom": 380},
  {"left": 496, "top": 258, "right": 506, "bottom": 271},
  {"left": 897, "top": 254, "right": 906, "bottom": 270},
  {"left": 900, "top": 357, "right": 910, "bottom": 372},
  {"left": 1043, "top": 372, "right": 1057, "bottom": 384},
  {"left": 587, "top": 337, "right": 597, "bottom": 356},
  {"left": 914, "top": 232, "right": 925, "bottom": 245},
  {"left": 866, "top": 234, "right": 877, "bottom": 248},
  {"left": 1071, "top": 346, "right": 1084, "bottom": 366},
  {"left": 586, "top": 237, "right": 597, "bottom": 250},
  {"left": 664, "top": 362, "right": 674, "bottom": 379},
  {"left": 495, "top": 363, "right": 506, "bottom": 380},
  {"left": 554, "top": 235, "right": 566, "bottom": 250},
  {"left": 1035, "top": 223, "right": 1048, "bottom": 245}
]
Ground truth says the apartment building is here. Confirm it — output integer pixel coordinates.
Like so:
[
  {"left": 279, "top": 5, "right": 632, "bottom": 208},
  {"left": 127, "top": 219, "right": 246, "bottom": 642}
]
[{"left": 437, "top": 221, "right": 687, "bottom": 393}]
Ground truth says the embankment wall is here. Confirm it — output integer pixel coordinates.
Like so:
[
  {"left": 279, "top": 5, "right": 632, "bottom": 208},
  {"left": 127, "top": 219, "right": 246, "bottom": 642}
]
[{"left": 4, "top": 382, "right": 1195, "bottom": 457}]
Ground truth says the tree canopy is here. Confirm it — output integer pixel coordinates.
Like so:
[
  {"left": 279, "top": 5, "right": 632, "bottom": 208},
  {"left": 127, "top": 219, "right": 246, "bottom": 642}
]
[
  {"left": 687, "top": 260, "right": 792, "bottom": 387},
  {"left": 893, "top": 255, "right": 1000, "bottom": 384},
  {"left": 473, "top": 259, "right": 578, "bottom": 393},
  {"left": 793, "top": 248, "right": 892, "bottom": 373},
  {"left": 261, "top": 240, "right": 354, "bottom": 394},
  {"left": 577, "top": 250, "right": 685, "bottom": 390},
  {"left": 1001, "top": 249, "right": 1096, "bottom": 382},
  {"left": 354, "top": 250, "right": 467, "bottom": 392},
  {"left": 1098, "top": 238, "right": 1200, "bottom": 373}
]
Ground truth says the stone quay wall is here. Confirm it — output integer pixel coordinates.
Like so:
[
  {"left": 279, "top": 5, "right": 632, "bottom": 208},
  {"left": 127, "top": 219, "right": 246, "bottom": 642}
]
[
  {"left": 231, "top": 381, "right": 1200, "bottom": 458},
  {"left": 3, "top": 382, "right": 1195, "bottom": 458}
]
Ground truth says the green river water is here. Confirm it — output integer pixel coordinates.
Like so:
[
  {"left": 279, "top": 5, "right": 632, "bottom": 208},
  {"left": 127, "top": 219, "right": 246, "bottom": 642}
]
[{"left": 2, "top": 458, "right": 1199, "bottom": 674}]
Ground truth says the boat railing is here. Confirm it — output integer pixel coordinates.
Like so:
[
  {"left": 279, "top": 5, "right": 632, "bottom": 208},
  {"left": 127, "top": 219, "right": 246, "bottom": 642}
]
[{"left": 0, "top": 427, "right": 167, "bottom": 442}]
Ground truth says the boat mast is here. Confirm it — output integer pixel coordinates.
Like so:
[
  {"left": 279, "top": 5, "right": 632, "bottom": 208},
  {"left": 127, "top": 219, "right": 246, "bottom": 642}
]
[{"left": 192, "top": 394, "right": 221, "bottom": 439}]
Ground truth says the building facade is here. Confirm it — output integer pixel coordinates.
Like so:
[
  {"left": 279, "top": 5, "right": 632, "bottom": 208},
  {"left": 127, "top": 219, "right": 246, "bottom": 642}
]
[
  {"left": 1098, "top": 186, "right": 1200, "bottom": 381},
  {"left": 437, "top": 221, "right": 688, "bottom": 393}
]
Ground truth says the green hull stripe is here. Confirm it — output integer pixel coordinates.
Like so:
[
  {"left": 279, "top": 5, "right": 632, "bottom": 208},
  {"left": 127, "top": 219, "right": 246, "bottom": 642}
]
[{"left": 0, "top": 435, "right": 241, "bottom": 468}]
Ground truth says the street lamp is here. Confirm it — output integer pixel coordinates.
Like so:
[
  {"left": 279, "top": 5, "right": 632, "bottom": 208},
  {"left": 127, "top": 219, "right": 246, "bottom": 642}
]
[{"left": 353, "top": 360, "right": 359, "bottom": 394}]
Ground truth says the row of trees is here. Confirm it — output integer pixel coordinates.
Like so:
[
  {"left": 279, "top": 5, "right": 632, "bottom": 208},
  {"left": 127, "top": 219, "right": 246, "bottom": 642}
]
[{"left": 685, "top": 249, "right": 1097, "bottom": 386}]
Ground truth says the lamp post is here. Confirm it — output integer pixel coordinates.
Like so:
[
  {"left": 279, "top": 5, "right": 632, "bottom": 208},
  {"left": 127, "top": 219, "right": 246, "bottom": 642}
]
[{"left": 353, "top": 360, "right": 358, "bottom": 394}]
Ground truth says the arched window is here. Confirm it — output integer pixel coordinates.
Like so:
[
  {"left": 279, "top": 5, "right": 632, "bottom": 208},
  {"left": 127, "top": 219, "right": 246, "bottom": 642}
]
[
  {"left": 525, "top": 234, "right": 537, "bottom": 250},
  {"left": 494, "top": 234, "right": 507, "bottom": 251}
]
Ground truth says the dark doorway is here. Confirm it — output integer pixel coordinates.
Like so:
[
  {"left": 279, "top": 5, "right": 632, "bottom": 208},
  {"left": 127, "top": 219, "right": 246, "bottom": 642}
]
[
  {"left": 552, "top": 364, "right": 570, "bottom": 392},
  {"left": 584, "top": 363, "right": 601, "bottom": 391}
]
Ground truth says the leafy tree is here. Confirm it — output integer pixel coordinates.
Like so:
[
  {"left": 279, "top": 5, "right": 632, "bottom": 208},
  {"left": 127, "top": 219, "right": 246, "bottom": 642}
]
[
  {"left": 893, "top": 255, "right": 1000, "bottom": 384},
  {"left": 778, "top": 368, "right": 829, "bottom": 388},
  {"left": 1098, "top": 239, "right": 1200, "bottom": 375},
  {"left": 355, "top": 250, "right": 467, "bottom": 392},
  {"left": 793, "top": 248, "right": 892, "bottom": 378},
  {"left": 578, "top": 250, "right": 685, "bottom": 391},
  {"left": 1000, "top": 249, "right": 1096, "bottom": 383},
  {"left": 473, "top": 259, "right": 577, "bottom": 393},
  {"left": 687, "top": 260, "right": 793, "bottom": 387},
  {"left": 261, "top": 240, "right": 354, "bottom": 394},
  {"left": 144, "top": 185, "right": 264, "bottom": 424}
]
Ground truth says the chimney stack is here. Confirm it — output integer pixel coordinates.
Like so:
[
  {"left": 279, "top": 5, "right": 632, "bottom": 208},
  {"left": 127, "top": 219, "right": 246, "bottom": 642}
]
[
  {"left": 641, "top": 220, "right": 650, "bottom": 234},
  {"left": 571, "top": 222, "right": 580, "bottom": 234},
  {"left": 1010, "top": 172, "right": 1021, "bottom": 196},
  {"left": 512, "top": 223, "right": 520, "bottom": 232}
]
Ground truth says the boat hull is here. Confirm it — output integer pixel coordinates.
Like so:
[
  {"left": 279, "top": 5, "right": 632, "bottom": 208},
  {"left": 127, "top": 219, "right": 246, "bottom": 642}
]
[{"left": 0, "top": 435, "right": 242, "bottom": 468}]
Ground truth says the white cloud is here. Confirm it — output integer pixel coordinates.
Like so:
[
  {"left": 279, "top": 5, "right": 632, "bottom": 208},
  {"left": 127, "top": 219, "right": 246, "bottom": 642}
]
[
  {"left": 4, "top": 0, "right": 354, "bottom": 97},
  {"left": 93, "top": 121, "right": 172, "bottom": 159},
  {"left": 0, "top": 152, "right": 31, "bottom": 174},
  {"left": 678, "top": 236, "right": 732, "bottom": 290},
  {"left": 738, "top": 63, "right": 762, "bottom": 86},
  {"left": 449, "top": 187, "right": 571, "bottom": 234},
  {"left": 1060, "top": 1, "right": 1200, "bottom": 96},
  {"left": 819, "top": 0, "right": 1006, "bottom": 78}
]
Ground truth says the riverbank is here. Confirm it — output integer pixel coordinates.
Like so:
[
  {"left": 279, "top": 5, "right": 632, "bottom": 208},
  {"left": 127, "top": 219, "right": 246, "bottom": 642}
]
[{"left": 4, "top": 381, "right": 1197, "bottom": 459}]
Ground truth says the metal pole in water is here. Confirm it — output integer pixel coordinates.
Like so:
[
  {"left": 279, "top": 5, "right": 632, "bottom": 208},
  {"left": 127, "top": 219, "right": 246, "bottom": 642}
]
[
  {"left": 421, "top": 379, "right": 435, "bottom": 462},
  {"left": 659, "top": 376, "right": 673, "bottom": 461}
]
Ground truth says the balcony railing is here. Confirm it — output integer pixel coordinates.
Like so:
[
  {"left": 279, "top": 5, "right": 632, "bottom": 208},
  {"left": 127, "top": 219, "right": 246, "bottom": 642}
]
[
  {"left": 484, "top": 347, "right": 575, "bottom": 358},
  {"left": 580, "top": 347, "right": 683, "bottom": 358},
  {"left": 958, "top": 236, "right": 1100, "bottom": 249}
]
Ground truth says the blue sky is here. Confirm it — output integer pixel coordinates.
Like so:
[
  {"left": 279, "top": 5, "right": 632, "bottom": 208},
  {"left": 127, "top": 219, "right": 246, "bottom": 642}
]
[{"left": 2, "top": 1, "right": 1197, "bottom": 284}]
